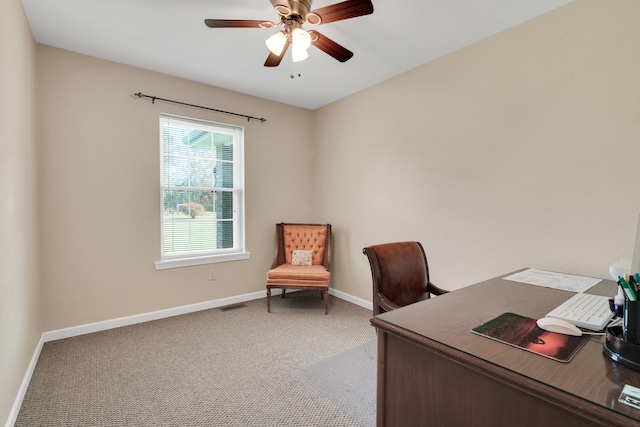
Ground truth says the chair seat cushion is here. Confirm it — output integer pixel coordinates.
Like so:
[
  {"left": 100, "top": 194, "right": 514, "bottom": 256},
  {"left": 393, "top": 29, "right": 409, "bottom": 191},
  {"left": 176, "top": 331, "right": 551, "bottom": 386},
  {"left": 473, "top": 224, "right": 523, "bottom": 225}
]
[{"left": 267, "top": 264, "right": 330, "bottom": 284}]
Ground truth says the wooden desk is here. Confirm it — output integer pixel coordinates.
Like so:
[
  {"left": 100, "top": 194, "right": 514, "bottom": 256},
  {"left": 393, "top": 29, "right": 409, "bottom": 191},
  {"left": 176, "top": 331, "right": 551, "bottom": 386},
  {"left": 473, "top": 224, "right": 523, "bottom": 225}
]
[{"left": 370, "top": 272, "right": 640, "bottom": 427}]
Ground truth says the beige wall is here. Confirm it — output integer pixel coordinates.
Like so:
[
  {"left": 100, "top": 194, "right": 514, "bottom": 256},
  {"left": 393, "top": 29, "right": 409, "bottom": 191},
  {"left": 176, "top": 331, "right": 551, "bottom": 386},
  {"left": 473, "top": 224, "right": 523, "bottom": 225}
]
[
  {"left": 314, "top": 0, "right": 640, "bottom": 298},
  {"left": 0, "top": 0, "right": 40, "bottom": 423},
  {"left": 36, "top": 46, "right": 316, "bottom": 330}
]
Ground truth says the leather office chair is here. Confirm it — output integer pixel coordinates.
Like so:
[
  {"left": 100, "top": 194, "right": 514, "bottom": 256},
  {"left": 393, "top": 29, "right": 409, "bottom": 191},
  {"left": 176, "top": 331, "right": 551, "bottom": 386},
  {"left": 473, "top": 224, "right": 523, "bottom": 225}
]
[
  {"left": 266, "top": 223, "right": 332, "bottom": 314},
  {"left": 363, "top": 241, "right": 447, "bottom": 315}
]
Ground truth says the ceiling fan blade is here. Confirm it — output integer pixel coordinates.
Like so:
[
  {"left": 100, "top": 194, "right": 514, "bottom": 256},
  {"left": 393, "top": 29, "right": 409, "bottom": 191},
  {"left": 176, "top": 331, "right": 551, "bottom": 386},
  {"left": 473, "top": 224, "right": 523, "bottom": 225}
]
[
  {"left": 309, "top": 31, "right": 353, "bottom": 62},
  {"left": 204, "top": 19, "right": 270, "bottom": 28},
  {"left": 270, "top": 0, "right": 292, "bottom": 12},
  {"left": 264, "top": 42, "right": 290, "bottom": 67},
  {"left": 310, "top": 0, "right": 374, "bottom": 24}
]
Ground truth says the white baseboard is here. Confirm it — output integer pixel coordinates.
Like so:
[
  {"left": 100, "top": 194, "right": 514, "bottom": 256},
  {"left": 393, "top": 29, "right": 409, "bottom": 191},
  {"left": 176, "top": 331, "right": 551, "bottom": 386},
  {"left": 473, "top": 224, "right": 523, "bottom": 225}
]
[
  {"left": 6, "top": 288, "right": 370, "bottom": 427},
  {"left": 42, "top": 289, "right": 272, "bottom": 342},
  {"left": 5, "top": 335, "right": 45, "bottom": 427},
  {"left": 329, "top": 288, "right": 373, "bottom": 311}
]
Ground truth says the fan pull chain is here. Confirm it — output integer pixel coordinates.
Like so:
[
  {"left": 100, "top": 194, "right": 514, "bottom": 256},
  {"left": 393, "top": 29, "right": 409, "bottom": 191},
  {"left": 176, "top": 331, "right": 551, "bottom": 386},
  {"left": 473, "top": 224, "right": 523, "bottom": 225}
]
[{"left": 289, "top": 59, "right": 303, "bottom": 79}]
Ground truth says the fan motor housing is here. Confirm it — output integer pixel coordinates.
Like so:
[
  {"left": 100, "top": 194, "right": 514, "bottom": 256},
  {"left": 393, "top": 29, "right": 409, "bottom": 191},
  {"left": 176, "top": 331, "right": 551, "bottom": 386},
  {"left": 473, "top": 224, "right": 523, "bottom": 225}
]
[{"left": 279, "top": 0, "right": 312, "bottom": 20}]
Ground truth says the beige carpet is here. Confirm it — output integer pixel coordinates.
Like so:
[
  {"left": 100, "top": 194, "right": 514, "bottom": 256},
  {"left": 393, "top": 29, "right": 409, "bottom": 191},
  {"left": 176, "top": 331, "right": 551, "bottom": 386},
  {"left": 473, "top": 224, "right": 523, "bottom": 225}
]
[
  {"left": 299, "top": 340, "right": 376, "bottom": 427},
  {"left": 15, "top": 291, "right": 376, "bottom": 426}
]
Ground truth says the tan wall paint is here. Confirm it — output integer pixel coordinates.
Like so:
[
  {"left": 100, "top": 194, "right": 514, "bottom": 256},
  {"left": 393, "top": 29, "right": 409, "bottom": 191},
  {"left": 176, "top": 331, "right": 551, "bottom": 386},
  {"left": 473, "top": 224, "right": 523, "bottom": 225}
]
[
  {"left": 0, "top": 0, "right": 40, "bottom": 423},
  {"left": 313, "top": 0, "right": 640, "bottom": 299},
  {"left": 36, "top": 46, "right": 315, "bottom": 330}
]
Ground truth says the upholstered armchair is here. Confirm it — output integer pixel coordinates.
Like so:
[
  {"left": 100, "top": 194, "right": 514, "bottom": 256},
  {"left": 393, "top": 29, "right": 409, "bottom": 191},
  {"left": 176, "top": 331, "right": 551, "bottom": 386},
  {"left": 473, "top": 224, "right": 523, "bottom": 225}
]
[
  {"left": 363, "top": 241, "right": 447, "bottom": 315},
  {"left": 266, "top": 223, "right": 332, "bottom": 314}
]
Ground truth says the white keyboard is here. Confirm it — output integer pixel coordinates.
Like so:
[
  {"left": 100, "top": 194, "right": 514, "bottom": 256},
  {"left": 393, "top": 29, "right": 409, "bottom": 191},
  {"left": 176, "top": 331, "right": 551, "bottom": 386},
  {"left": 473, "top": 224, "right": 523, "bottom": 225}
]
[{"left": 546, "top": 293, "right": 614, "bottom": 331}]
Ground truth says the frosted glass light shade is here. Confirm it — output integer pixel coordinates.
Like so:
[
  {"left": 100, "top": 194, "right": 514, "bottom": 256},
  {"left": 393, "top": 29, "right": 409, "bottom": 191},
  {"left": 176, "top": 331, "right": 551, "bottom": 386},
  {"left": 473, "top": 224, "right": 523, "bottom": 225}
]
[
  {"left": 266, "top": 31, "right": 287, "bottom": 55},
  {"left": 291, "top": 28, "right": 311, "bottom": 50},
  {"left": 291, "top": 44, "right": 309, "bottom": 62}
]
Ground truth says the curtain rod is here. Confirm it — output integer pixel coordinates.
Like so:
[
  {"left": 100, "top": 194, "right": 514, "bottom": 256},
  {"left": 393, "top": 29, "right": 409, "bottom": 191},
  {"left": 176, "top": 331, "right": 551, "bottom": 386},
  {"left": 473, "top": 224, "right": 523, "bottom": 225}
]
[{"left": 134, "top": 92, "right": 266, "bottom": 123}]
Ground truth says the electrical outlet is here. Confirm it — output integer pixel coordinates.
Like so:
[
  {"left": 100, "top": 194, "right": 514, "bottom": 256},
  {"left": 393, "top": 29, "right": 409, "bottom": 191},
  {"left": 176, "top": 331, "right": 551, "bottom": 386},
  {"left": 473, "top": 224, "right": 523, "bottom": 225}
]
[{"left": 208, "top": 269, "right": 216, "bottom": 281}]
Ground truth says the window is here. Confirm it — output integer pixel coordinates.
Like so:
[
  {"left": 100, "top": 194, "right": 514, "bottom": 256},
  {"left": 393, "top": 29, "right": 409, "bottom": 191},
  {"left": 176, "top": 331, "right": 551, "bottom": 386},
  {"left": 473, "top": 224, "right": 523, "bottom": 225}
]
[{"left": 155, "top": 114, "right": 249, "bottom": 270}]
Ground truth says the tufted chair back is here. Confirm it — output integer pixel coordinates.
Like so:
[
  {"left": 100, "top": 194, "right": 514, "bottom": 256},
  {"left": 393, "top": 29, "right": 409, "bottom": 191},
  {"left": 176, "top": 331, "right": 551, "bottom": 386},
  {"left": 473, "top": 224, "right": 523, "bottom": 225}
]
[
  {"left": 282, "top": 224, "right": 327, "bottom": 265},
  {"left": 272, "top": 223, "right": 331, "bottom": 270}
]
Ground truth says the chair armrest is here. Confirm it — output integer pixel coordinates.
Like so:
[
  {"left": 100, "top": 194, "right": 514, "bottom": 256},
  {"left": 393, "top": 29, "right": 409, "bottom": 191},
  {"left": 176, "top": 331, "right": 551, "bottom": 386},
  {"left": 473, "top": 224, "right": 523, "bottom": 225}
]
[
  {"left": 428, "top": 281, "right": 448, "bottom": 296},
  {"left": 377, "top": 294, "right": 401, "bottom": 313}
]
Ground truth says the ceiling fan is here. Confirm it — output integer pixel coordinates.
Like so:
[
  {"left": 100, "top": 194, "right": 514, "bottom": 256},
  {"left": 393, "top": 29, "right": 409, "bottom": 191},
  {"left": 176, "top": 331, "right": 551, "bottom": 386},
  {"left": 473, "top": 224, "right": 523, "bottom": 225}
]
[{"left": 204, "top": 0, "right": 374, "bottom": 67}]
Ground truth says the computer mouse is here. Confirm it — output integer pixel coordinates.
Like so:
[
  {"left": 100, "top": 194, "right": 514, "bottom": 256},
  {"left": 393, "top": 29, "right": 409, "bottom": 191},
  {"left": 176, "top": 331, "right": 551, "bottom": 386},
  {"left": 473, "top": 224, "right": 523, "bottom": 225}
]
[{"left": 536, "top": 317, "right": 582, "bottom": 336}]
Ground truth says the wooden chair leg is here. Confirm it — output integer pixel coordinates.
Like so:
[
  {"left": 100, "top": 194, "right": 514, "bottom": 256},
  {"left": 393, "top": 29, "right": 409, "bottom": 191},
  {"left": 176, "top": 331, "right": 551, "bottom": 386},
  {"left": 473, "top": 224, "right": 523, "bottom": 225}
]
[
  {"left": 323, "top": 290, "right": 328, "bottom": 315},
  {"left": 266, "top": 287, "right": 271, "bottom": 313}
]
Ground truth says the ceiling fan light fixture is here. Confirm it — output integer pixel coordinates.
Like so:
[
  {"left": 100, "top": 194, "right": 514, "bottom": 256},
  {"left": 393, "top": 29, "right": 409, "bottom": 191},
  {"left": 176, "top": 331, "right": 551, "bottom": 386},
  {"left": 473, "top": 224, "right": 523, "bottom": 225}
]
[
  {"left": 291, "top": 27, "right": 312, "bottom": 50},
  {"left": 291, "top": 44, "right": 309, "bottom": 62},
  {"left": 266, "top": 31, "right": 287, "bottom": 55},
  {"left": 205, "top": 0, "right": 375, "bottom": 67}
]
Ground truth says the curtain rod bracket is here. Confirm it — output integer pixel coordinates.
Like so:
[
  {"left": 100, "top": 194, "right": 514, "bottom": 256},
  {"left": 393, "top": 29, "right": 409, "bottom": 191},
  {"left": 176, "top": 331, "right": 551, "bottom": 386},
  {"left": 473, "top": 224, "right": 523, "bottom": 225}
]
[{"left": 133, "top": 92, "right": 266, "bottom": 123}]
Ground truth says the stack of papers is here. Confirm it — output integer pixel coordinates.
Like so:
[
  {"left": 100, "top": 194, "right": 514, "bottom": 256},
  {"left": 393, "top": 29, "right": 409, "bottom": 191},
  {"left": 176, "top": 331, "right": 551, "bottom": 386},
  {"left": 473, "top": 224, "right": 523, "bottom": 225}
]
[{"left": 503, "top": 268, "right": 602, "bottom": 293}]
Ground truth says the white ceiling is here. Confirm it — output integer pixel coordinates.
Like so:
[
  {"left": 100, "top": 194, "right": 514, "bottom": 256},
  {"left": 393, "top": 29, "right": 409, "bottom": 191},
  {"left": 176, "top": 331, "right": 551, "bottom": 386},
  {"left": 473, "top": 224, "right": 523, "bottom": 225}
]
[{"left": 21, "top": 0, "right": 572, "bottom": 110}]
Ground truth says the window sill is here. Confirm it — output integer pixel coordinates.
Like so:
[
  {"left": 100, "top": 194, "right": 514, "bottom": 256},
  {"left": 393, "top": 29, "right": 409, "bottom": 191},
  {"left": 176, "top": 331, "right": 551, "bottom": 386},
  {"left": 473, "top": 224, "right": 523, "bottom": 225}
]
[{"left": 155, "top": 252, "right": 251, "bottom": 270}]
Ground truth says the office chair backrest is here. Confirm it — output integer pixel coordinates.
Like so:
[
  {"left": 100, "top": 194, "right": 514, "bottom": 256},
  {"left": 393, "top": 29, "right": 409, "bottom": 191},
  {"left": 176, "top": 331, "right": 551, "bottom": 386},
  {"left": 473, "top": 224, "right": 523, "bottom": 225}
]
[{"left": 363, "top": 241, "right": 439, "bottom": 315}]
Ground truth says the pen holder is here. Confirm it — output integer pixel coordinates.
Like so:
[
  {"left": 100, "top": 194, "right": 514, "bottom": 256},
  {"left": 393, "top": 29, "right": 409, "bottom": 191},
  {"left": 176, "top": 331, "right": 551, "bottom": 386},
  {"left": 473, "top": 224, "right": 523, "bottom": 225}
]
[
  {"left": 604, "top": 326, "right": 640, "bottom": 371},
  {"left": 604, "top": 295, "right": 640, "bottom": 370},
  {"left": 624, "top": 299, "right": 640, "bottom": 345}
]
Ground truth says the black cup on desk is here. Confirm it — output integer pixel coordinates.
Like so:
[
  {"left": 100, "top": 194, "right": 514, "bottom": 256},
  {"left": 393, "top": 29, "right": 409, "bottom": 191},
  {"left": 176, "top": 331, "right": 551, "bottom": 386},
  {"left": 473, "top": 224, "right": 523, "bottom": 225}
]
[
  {"left": 604, "top": 296, "right": 640, "bottom": 370},
  {"left": 624, "top": 299, "right": 640, "bottom": 344}
]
